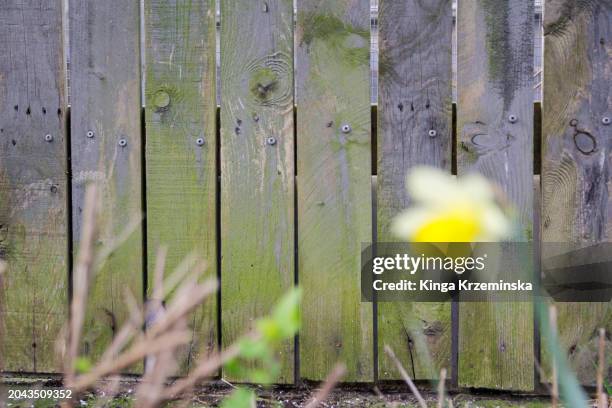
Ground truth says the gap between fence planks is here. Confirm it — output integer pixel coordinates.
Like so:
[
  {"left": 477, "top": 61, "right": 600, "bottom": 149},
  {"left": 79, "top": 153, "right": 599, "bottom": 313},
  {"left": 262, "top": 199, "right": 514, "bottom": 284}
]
[
  {"left": 0, "top": 0, "right": 68, "bottom": 372},
  {"left": 69, "top": 0, "right": 143, "bottom": 371},
  {"left": 541, "top": 0, "right": 611, "bottom": 386},
  {"left": 376, "top": 0, "right": 453, "bottom": 381},
  {"left": 144, "top": 0, "right": 218, "bottom": 374},
  {"left": 220, "top": 0, "right": 295, "bottom": 383},
  {"left": 457, "top": 0, "right": 535, "bottom": 391}
]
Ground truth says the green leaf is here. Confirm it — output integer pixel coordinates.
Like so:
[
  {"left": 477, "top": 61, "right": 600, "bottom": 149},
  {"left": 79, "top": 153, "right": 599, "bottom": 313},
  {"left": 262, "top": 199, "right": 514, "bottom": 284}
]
[
  {"left": 74, "top": 356, "right": 92, "bottom": 374},
  {"left": 238, "top": 337, "right": 270, "bottom": 359},
  {"left": 220, "top": 387, "right": 256, "bottom": 408},
  {"left": 270, "top": 288, "right": 301, "bottom": 339}
]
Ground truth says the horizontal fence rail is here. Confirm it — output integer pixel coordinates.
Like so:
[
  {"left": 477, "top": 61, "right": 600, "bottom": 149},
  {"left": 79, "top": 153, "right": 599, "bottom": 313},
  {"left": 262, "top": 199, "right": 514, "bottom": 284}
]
[{"left": 0, "top": 0, "right": 610, "bottom": 391}]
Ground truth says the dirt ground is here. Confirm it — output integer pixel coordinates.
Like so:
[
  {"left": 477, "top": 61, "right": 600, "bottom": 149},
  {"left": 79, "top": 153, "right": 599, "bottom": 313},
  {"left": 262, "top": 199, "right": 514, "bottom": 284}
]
[{"left": 0, "top": 375, "right": 579, "bottom": 407}]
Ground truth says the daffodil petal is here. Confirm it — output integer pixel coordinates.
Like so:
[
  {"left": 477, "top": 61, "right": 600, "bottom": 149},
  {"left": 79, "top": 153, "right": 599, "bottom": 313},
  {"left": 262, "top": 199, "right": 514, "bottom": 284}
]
[
  {"left": 460, "top": 172, "right": 495, "bottom": 201},
  {"left": 391, "top": 208, "right": 434, "bottom": 240},
  {"left": 407, "top": 167, "right": 460, "bottom": 204},
  {"left": 479, "top": 206, "right": 512, "bottom": 241}
]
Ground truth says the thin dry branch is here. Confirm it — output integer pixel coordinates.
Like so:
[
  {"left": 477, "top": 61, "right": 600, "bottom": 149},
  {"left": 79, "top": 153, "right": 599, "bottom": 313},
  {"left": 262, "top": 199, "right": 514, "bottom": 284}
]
[
  {"left": 305, "top": 363, "right": 347, "bottom": 408},
  {"left": 597, "top": 328, "right": 607, "bottom": 408},
  {"left": 534, "top": 360, "right": 554, "bottom": 395},
  {"left": 70, "top": 330, "right": 191, "bottom": 392},
  {"left": 437, "top": 368, "right": 447, "bottom": 408},
  {"left": 66, "top": 186, "right": 99, "bottom": 384},
  {"left": 163, "top": 339, "right": 248, "bottom": 400},
  {"left": 151, "top": 246, "right": 168, "bottom": 302},
  {"left": 549, "top": 305, "right": 559, "bottom": 408},
  {"left": 384, "top": 345, "right": 427, "bottom": 408}
]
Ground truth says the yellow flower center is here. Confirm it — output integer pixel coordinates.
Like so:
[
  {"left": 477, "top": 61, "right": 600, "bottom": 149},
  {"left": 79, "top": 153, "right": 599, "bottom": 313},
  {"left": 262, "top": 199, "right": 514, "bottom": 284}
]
[{"left": 413, "top": 208, "right": 482, "bottom": 243}]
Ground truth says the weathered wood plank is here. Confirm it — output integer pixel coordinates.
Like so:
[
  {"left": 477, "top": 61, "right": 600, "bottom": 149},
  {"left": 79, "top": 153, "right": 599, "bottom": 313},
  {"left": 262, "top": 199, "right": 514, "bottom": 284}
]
[
  {"left": 69, "top": 0, "right": 143, "bottom": 370},
  {"left": 0, "top": 0, "right": 68, "bottom": 372},
  {"left": 220, "top": 0, "right": 294, "bottom": 383},
  {"left": 376, "top": 0, "right": 453, "bottom": 381},
  {"left": 145, "top": 0, "right": 217, "bottom": 373},
  {"left": 457, "top": 0, "right": 534, "bottom": 390},
  {"left": 296, "top": 0, "right": 373, "bottom": 381},
  {"left": 542, "top": 0, "right": 611, "bottom": 385}
]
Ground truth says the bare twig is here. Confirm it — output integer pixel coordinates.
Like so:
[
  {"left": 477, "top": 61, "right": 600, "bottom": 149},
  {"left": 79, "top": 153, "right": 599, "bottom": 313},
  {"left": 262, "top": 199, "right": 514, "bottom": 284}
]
[
  {"left": 549, "top": 305, "right": 559, "bottom": 408},
  {"left": 597, "top": 328, "right": 607, "bottom": 408},
  {"left": 70, "top": 330, "right": 191, "bottom": 392},
  {"left": 66, "top": 185, "right": 99, "bottom": 384},
  {"left": 163, "top": 340, "right": 245, "bottom": 399},
  {"left": 151, "top": 246, "right": 168, "bottom": 302},
  {"left": 384, "top": 345, "right": 427, "bottom": 408},
  {"left": 534, "top": 360, "right": 554, "bottom": 395},
  {"left": 304, "top": 363, "right": 347, "bottom": 408},
  {"left": 93, "top": 217, "right": 142, "bottom": 272},
  {"left": 146, "top": 276, "right": 216, "bottom": 339},
  {"left": 0, "top": 260, "right": 6, "bottom": 371},
  {"left": 437, "top": 368, "right": 447, "bottom": 408}
]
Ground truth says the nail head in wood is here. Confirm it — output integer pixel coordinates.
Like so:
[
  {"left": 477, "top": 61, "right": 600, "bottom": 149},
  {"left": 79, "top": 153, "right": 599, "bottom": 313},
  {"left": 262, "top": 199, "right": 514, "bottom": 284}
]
[
  {"left": 44, "top": 134, "right": 53, "bottom": 142},
  {"left": 428, "top": 129, "right": 437, "bottom": 138},
  {"left": 196, "top": 137, "right": 205, "bottom": 146},
  {"left": 266, "top": 136, "right": 277, "bottom": 146},
  {"left": 87, "top": 130, "right": 95, "bottom": 138},
  {"left": 340, "top": 124, "right": 352, "bottom": 133},
  {"left": 118, "top": 138, "right": 127, "bottom": 147},
  {"left": 508, "top": 115, "right": 518, "bottom": 123},
  {"left": 602, "top": 117, "right": 611, "bottom": 125}
]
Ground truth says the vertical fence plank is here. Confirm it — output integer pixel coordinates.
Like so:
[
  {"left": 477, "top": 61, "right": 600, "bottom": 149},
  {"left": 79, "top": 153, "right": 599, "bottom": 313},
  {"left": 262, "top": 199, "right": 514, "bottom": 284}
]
[
  {"left": 0, "top": 0, "right": 68, "bottom": 372},
  {"left": 376, "top": 0, "right": 453, "bottom": 380},
  {"left": 457, "top": 0, "right": 534, "bottom": 390},
  {"left": 542, "top": 0, "right": 611, "bottom": 385},
  {"left": 145, "top": 0, "right": 217, "bottom": 372},
  {"left": 296, "top": 0, "right": 373, "bottom": 381},
  {"left": 220, "top": 0, "right": 294, "bottom": 383},
  {"left": 69, "top": 0, "right": 143, "bottom": 368}
]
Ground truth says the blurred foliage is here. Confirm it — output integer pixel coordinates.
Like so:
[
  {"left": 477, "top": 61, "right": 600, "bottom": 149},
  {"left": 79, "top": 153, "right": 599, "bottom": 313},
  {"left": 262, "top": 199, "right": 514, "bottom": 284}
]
[{"left": 222, "top": 288, "right": 301, "bottom": 407}]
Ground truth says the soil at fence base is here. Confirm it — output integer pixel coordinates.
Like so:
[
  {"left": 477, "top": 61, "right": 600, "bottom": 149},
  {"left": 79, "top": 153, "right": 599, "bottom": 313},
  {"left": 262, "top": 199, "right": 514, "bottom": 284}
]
[{"left": 1, "top": 376, "right": 562, "bottom": 407}]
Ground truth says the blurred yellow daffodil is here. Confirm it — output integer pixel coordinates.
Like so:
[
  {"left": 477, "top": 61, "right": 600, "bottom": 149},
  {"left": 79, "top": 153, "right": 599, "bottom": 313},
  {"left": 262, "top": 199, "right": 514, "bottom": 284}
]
[{"left": 391, "top": 167, "right": 512, "bottom": 243}]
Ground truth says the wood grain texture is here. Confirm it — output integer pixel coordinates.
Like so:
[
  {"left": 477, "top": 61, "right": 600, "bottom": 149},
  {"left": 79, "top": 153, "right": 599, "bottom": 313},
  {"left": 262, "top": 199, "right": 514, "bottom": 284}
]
[
  {"left": 220, "top": 0, "right": 294, "bottom": 383},
  {"left": 0, "top": 0, "right": 68, "bottom": 372},
  {"left": 376, "top": 0, "right": 453, "bottom": 381},
  {"left": 69, "top": 0, "right": 143, "bottom": 370},
  {"left": 145, "top": 0, "right": 217, "bottom": 373},
  {"left": 457, "top": 0, "right": 535, "bottom": 390},
  {"left": 542, "top": 0, "right": 611, "bottom": 385},
  {"left": 296, "top": 0, "right": 373, "bottom": 381}
]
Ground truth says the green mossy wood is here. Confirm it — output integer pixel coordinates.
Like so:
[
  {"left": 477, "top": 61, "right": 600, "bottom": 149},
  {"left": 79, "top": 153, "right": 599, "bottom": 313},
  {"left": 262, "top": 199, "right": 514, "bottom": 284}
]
[
  {"left": 376, "top": 0, "right": 453, "bottom": 381},
  {"left": 145, "top": 0, "right": 218, "bottom": 373},
  {"left": 457, "top": 0, "right": 535, "bottom": 390},
  {"left": 541, "top": 0, "right": 611, "bottom": 385},
  {"left": 0, "top": 0, "right": 68, "bottom": 372},
  {"left": 296, "top": 0, "right": 373, "bottom": 381},
  {"left": 69, "top": 0, "right": 143, "bottom": 371},
  {"left": 220, "top": 0, "right": 295, "bottom": 383}
]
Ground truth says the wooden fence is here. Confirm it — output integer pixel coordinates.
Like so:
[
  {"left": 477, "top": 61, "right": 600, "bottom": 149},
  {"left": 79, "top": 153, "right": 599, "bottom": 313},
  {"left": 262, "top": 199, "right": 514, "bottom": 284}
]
[{"left": 0, "top": 0, "right": 610, "bottom": 392}]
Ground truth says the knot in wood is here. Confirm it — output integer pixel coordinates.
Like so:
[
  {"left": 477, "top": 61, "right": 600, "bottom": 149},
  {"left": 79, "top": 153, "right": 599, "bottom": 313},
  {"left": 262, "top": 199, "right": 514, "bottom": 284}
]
[{"left": 153, "top": 90, "right": 171, "bottom": 109}]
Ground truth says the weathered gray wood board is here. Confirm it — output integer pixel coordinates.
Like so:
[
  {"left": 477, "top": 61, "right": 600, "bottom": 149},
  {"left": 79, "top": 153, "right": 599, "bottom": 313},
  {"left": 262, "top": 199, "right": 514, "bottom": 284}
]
[
  {"left": 0, "top": 0, "right": 68, "bottom": 372},
  {"left": 69, "top": 0, "right": 143, "bottom": 369},
  {"left": 296, "top": 0, "right": 373, "bottom": 381},
  {"left": 376, "top": 0, "right": 453, "bottom": 381},
  {"left": 541, "top": 0, "right": 611, "bottom": 385},
  {"left": 457, "top": 0, "right": 535, "bottom": 390},
  {"left": 220, "top": 0, "right": 294, "bottom": 383},
  {"left": 145, "top": 0, "right": 217, "bottom": 373}
]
